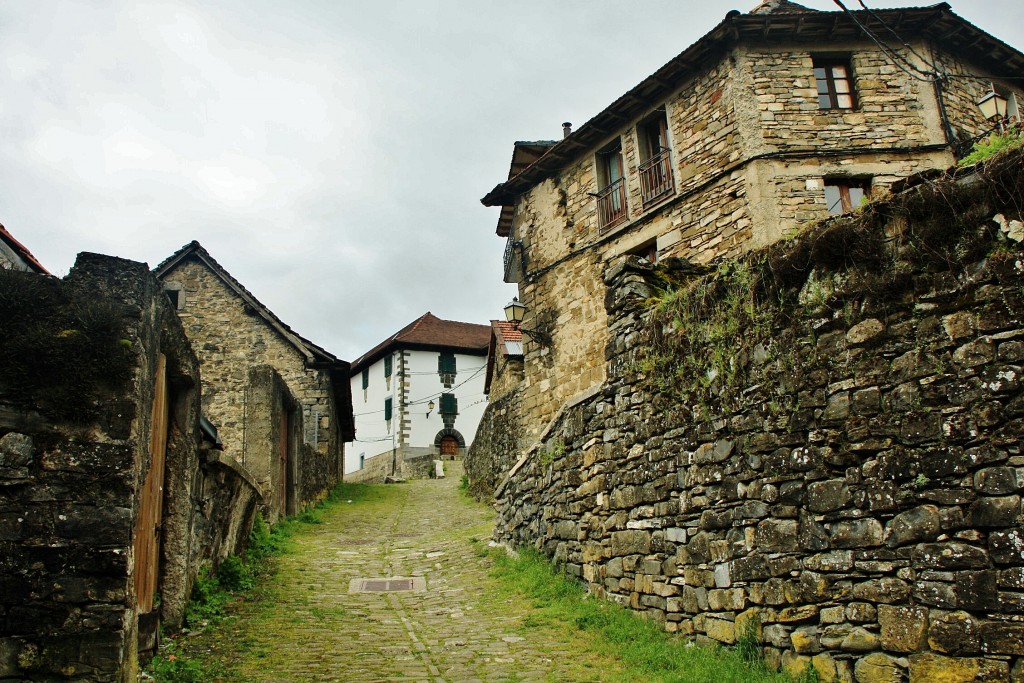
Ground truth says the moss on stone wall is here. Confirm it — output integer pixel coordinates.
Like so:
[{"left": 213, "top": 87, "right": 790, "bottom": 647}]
[{"left": 0, "top": 270, "right": 134, "bottom": 422}]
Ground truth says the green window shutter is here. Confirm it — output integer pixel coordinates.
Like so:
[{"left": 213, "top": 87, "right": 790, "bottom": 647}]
[
  {"left": 384, "top": 397, "right": 393, "bottom": 421},
  {"left": 361, "top": 368, "right": 369, "bottom": 390},
  {"left": 439, "top": 393, "right": 457, "bottom": 415},
  {"left": 384, "top": 355, "right": 393, "bottom": 378},
  {"left": 438, "top": 352, "right": 456, "bottom": 375}
]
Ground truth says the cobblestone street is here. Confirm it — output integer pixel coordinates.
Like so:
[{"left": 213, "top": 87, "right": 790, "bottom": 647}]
[{"left": 181, "top": 463, "right": 625, "bottom": 682}]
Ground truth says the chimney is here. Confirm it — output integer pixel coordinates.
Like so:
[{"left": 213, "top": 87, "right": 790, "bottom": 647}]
[{"left": 562, "top": 122, "right": 572, "bottom": 138}]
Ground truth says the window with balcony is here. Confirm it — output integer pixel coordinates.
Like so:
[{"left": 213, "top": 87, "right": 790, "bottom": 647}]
[
  {"left": 814, "top": 58, "right": 856, "bottom": 110},
  {"left": 825, "top": 179, "right": 870, "bottom": 215},
  {"left": 637, "top": 110, "right": 674, "bottom": 208},
  {"left": 596, "top": 140, "right": 627, "bottom": 233}
]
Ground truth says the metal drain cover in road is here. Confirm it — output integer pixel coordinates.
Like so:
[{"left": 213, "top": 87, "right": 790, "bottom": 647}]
[{"left": 349, "top": 577, "right": 426, "bottom": 593}]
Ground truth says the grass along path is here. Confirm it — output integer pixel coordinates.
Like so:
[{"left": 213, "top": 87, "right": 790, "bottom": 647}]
[{"left": 153, "top": 464, "right": 807, "bottom": 682}]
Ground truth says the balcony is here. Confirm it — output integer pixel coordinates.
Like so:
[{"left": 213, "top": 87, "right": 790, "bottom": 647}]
[
  {"left": 503, "top": 232, "right": 523, "bottom": 283},
  {"left": 597, "top": 178, "right": 628, "bottom": 234},
  {"left": 638, "top": 148, "right": 674, "bottom": 209}
]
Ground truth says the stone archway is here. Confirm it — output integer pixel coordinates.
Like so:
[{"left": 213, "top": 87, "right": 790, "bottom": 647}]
[{"left": 433, "top": 428, "right": 465, "bottom": 459}]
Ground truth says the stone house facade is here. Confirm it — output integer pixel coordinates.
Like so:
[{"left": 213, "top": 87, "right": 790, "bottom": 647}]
[
  {"left": 481, "top": 1, "right": 1024, "bottom": 445},
  {"left": 156, "top": 242, "right": 354, "bottom": 520},
  {"left": 0, "top": 253, "right": 260, "bottom": 682},
  {"left": 346, "top": 313, "right": 490, "bottom": 482}
]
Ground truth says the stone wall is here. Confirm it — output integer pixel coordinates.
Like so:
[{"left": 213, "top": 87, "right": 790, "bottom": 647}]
[
  {"left": 491, "top": 156, "right": 1024, "bottom": 681},
  {"left": 466, "top": 386, "right": 523, "bottom": 501},
  {"left": 0, "top": 254, "right": 260, "bottom": 681},
  {"left": 345, "top": 450, "right": 392, "bottom": 484},
  {"left": 159, "top": 258, "right": 342, "bottom": 513}
]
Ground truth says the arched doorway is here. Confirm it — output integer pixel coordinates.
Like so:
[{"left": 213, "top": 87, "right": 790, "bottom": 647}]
[{"left": 433, "top": 428, "right": 465, "bottom": 459}]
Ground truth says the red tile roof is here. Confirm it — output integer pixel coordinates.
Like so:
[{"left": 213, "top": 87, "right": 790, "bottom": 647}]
[
  {"left": 491, "top": 320, "right": 523, "bottom": 349},
  {"left": 350, "top": 312, "right": 490, "bottom": 373}
]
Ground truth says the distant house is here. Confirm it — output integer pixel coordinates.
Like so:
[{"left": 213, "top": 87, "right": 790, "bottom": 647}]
[
  {"left": 346, "top": 312, "right": 490, "bottom": 482},
  {"left": 0, "top": 223, "right": 49, "bottom": 274},
  {"left": 155, "top": 241, "right": 354, "bottom": 519},
  {"left": 484, "top": 319, "right": 524, "bottom": 401},
  {"left": 482, "top": 0, "right": 1024, "bottom": 444}
]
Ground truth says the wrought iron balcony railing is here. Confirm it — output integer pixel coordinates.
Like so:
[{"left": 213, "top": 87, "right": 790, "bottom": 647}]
[
  {"left": 597, "top": 177, "right": 628, "bottom": 233},
  {"left": 638, "top": 148, "right": 674, "bottom": 209}
]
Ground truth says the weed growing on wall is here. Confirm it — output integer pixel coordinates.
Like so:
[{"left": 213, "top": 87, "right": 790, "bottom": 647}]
[{"left": 960, "top": 126, "right": 1024, "bottom": 167}]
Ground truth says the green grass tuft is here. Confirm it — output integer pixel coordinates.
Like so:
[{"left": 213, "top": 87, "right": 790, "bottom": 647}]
[{"left": 487, "top": 547, "right": 795, "bottom": 683}]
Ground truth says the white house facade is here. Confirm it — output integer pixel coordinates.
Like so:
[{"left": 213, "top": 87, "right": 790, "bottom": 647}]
[{"left": 345, "top": 312, "right": 490, "bottom": 482}]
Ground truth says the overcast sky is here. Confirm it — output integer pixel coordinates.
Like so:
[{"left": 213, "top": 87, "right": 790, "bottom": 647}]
[{"left": 2, "top": 1, "right": 1021, "bottom": 361}]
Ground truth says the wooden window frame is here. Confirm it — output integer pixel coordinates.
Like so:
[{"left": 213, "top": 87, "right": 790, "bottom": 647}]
[
  {"left": 814, "top": 57, "right": 857, "bottom": 110},
  {"left": 824, "top": 178, "right": 870, "bottom": 215}
]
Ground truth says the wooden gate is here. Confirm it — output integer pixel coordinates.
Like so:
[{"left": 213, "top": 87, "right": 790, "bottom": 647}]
[
  {"left": 440, "top": 436, "right": 459, "bottom": 457},
  {"left": 133, "top": 353, "right": 168, "bottom": 614}
]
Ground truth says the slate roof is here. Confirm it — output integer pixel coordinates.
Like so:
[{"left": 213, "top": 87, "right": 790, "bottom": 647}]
[
  {"left": 350, "top": 312, "right": 490, "bottom": 374},
  {"left": 154, "top": 240, "right": 355, "bottom": 440},
  {"left": 481, "top": 2, "right": 1024, "bottom": 228},
  {"left": 0, "top": 223, "right": 50, "bottom": 274}
]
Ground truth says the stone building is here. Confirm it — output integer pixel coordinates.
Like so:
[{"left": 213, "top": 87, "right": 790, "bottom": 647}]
[
  {"left": 346, "top": 312, "right": 490, "bottom": 482},
  {"left": 155, "top": 241, "right": 354, "bottom": 519},
  {"left": 484, "top": 319, "right": 524, "bottom": 402},
  {"left": 0, "top": 223, "right": 49, "bottom": 274},
  {"left": 481, "top": 1, "right": 1024, "bottom": 444},
  {"left": 0, "top": 253, "right": 260, "bottom": 682}
]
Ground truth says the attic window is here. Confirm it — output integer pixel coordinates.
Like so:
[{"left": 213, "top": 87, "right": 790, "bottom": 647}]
[
  {"left": 163, "top": 283, "right": 183, "bottom": 310},
  {"left": 814, "top": 58, "right": 856, "bottom": 110}
]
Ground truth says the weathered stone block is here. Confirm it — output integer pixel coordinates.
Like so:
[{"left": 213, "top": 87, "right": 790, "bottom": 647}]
[
  {"left": 841, "top": 627, "right": 880, "bottom": 653},
  {"left": 791, "top": 626, "right": 821, "bottom": 654},
  {"left": 955, "top": 571, "right": 999, "bottom": 611},
  {"left": 830, "top": 518, "right": 884, "bottom": 548},
  {"left": 755, "top": 518, "right": 799, "bottom": 553},
  {"left": 610, "top": 530, "right": 651, "bottom": 556},
  {"left": 989, "top": 528, "right": 1024, "bottom": 565},
  {"left": 979, "top": 622, "right": 1024, "bottom": 656},
  {"left": 808, "top": 479, "right": 852, "bottom": 512},
  {"left": 911, "top": 541, "right": 989, "bottom": 570},
  {"left": 886, "top": 505, "right": 941, "bottom": 548},
  {"left": 908, "top": 652, "right": 1009, "bottom": 683},
  {"left": 927, "top": 610, "right": 981, "bottom": 655},
  {"left": 878, "top": 605, "right": 927, "bottom": 653},
  {"left": 968, "top": 495, "right": 1021, "bottom": 528},
  {"left": 854, "top": 652, "right": 903, "bottom": 683},
  {"left": 974, "top": 467, "right": 1020, "bottom": 495}
]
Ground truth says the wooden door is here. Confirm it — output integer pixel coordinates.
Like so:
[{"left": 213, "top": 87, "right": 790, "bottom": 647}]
[
  {"left": 133, "top": 353, "right": 168, "bottom": 614},
  {"left": 278, "top": 409, "right": 289, "bottom": 516},
  {"left": 440, "top": 436, "right": 458, "bottom": 457}
]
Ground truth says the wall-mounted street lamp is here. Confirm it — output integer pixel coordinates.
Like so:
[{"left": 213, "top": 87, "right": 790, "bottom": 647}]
[
  {"left": 426, "top": 399, "right": 435, "bottom": 418},
  {"left": 504, "top": 297, "right": 551, "bottom": 346},
  {"left": 977, "top": 90, "right": 1009, "bottom": 122},
  {"left": 978, "top": 90, "right": 1009, "bottom": 134}
]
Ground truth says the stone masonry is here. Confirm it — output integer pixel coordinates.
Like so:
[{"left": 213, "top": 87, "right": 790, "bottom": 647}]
[{"left": 490, "top": 155, "right": 1024, "bottom": 681}]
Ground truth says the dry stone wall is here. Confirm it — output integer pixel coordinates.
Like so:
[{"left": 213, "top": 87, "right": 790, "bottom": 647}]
[{"left": 493, "top": 157, "right": 1024, "bottom": 682}]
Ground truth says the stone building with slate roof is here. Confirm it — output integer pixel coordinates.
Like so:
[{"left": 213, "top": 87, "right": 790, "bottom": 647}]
[
  {"left": 155, "top": 241, "right": 354, "bottom": 520},
  {"left": 482, "top": 0, "right": 1024, "bottom": 444},
  {"left": 346, "top": 312, "right": 490, "bottom": 483}
]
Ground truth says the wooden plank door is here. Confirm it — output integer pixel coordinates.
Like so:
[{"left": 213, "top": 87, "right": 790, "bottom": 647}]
[{"left": 133, "top": 353, "right": 168, "bottom": 614}]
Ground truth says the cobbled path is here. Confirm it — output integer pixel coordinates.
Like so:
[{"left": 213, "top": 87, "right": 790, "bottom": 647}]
[{"left": 184, "top": 462, "right": 624, "bottom": 682}]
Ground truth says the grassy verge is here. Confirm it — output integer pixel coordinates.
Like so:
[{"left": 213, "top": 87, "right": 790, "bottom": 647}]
[
  {"left": 484, "top": 545, "right": 810, "bottom": 683},
  {"left": 146, "top": 480, "right": 374, "bottom": 682}
]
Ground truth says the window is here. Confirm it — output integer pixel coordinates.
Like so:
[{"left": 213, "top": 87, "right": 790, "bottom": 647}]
[
  {"left": 596, "top": 140, "right": 627, "bottom": 233},
  {"left": 359, "top": 454, "right": 365, "bottom": 469},
  {"left": 438, "top": 352, "right": 456, "bottom": 386},
  {"left": 439, "top": 393, "right": 457, "bottom": 415},
  {"left": 361, "top": 368, "right": 369, "bottom": 390},
  {"left": 637, "top": 110, "right": 674, "bottom": 208},
  {"left": 163, "top": 283, "right": 182, "bottom": 309},
  {"left": 384, "top": 355, "right": 393, "bottom": 378},
  {"left": 824, "top": 179, "right": 870, "bottom": 215},
  {"left": 814, "top": 58, "right": 856, "bottom": 110},
  {"left": 384, "top": 397, "right": 393, "bottom": 432},
  {"left": 628, "top": 240, "right": 658, "bottom": 264}
]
